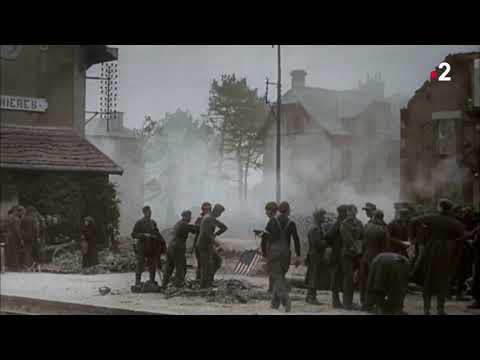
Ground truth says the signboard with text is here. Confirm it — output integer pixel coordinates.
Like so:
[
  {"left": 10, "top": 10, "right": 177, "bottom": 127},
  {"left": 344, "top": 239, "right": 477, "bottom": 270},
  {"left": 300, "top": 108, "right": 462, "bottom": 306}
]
[{"left": 0, "top": 95, "right": 48, "bottom": 113}]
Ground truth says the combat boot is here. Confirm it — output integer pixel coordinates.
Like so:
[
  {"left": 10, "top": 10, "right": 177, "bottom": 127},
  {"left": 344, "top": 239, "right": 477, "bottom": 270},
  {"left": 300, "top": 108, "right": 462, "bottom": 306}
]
[{"left": 284, "top": 296, "right": 292, "bottom": 313}]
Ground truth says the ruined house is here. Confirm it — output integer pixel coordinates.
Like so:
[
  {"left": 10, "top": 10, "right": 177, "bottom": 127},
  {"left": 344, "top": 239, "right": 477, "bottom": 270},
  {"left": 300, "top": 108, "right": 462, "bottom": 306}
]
[
  {"left": 400, "top": 52, "right": 480, "bottom": 206},
  {"left": 260, "top": 70, "right": 407, "bottom": 211},
  {"left": 0, "top": 45, "right": 122, "bottom": 220}
]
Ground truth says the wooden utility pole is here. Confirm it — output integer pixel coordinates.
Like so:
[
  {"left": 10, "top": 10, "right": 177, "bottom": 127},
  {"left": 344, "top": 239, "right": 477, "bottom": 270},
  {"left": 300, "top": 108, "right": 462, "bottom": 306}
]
[{"left": 275, "top": 45, "right": 282, "bottom": 203}]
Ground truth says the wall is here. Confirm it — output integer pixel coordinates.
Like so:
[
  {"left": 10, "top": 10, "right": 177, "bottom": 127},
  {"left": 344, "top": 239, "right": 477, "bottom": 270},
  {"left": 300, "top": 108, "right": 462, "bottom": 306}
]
[
  {"left": 0, "top": 45, "right": 86, "bottom": 134},
  {"left": 400, "top": 53, "right": 480, "bottom": 205}
]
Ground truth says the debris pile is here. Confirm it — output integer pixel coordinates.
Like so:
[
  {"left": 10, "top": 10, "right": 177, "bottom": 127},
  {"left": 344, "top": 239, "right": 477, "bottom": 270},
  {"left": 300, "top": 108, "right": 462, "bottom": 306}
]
[
  {"left": 42, "top": 249, "right": 137, "bottom": 274},
  {"left": 163, "top": 278, "right": 268, "bottom": 304}
]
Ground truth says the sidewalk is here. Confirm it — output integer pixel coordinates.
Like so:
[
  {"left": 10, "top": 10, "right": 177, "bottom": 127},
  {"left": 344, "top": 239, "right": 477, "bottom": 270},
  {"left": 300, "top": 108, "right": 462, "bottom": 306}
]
[{"left": 1, "top": 271, "right": 478, "bottom": 315}]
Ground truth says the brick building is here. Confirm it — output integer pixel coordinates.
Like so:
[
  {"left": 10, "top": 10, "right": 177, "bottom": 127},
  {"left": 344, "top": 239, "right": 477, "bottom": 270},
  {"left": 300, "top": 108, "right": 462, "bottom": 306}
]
[{"left": 400, "top": 52, "right": 480, "bottom": 206}]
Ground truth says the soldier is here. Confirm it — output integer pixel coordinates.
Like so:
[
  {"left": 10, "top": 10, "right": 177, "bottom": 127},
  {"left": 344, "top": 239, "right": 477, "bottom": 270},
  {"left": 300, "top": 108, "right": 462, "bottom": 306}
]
[
  {"left": 264, "top": 201, "right": 301, "bottom": 312},
  {"left": 451, "top": 206, "right": 475, "bottom": 301},
  {"left": 6, "top": 206, "right": 24, "bottom": 271},
  {"left": 131, "top": 206, "right": 166, "bottom": 290},
  {"left": 20, "top": 206, "right": 39, "bottom": 270},
  {"left": 365, "top": 252, "right": 411, "bottom": 315},
  {"left": 305, "top": 209, "right": 327, "bottom": 305},
  {"left": 326, "top": 204, "right": 349, "bottom": 308},
  {"left": 387, "top": 208, "right": 412, "bottom": 258},
  {"left": 162, "top": 210, "right": 197, "bottom": 288},
  {"left": 256, "top": 201, "right": 278, "bottom": 294},
  {"left": 192, "top": 202, "right": 212, "bottom": 281},
  {"left": 339, "top": 204, "right": 364, "bottom": 310},
  {"left": 469, "top": 227, "right": 480, "bottom": 309},
  {"left": 360, "top": 210, "right": 390, "bottom": 310},
  {"left": 197, "top": 204, "right": 228, "bottom": 288},
  {"left": 409, "top": 199, "right": 464, "bottom": 315},
  {"left": 81, "top": 216, "right": 98, "bottom": 269},
  {"left": 362, "top": 202, "right": 376, "bottom": 223}
]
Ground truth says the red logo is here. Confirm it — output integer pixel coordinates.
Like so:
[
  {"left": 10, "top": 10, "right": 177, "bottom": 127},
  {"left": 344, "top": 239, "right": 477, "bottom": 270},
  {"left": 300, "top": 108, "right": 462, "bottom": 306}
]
[{"left": 430, "top": 70, "right": 438, "bottom": 80}]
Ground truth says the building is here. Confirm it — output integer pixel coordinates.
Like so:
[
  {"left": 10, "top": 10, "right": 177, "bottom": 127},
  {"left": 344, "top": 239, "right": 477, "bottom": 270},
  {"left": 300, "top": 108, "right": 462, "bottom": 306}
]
[
  {"left": 86, "top": 112, "right": 144, "bottom": 235},
  {"left": 400, "top": 52, "right": 480, "bottom": 206},
  {"left": 0, "top": 45, "right": 122, "bottom": 219},
  {"left": 260, "top": 70, "right": 406, "bottom": 211}
]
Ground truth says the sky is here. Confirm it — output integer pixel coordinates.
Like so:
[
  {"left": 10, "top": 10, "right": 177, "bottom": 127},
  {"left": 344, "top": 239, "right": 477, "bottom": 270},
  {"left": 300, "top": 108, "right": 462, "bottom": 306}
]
[{"left": 85, "top": 45, "right": 479, "bottom": 130}]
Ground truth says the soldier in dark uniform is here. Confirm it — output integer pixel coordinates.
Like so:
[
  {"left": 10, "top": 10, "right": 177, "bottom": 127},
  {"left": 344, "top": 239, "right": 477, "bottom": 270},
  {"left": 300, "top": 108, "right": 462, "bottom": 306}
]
[
  {"left": 468, "top": 227, "right": 480, "bottom": 309},
  {"left": 265, "top": 201, "right": 301, "bottom": 312},
  {"left": 366, "top": 252, "right": 411, "bottom": 315},
  {"left": 131, "top": 206, "right": 166, "bottom": 289},
  {"left": 162, "top": 210, "right": 197, "bottom": 288},
  {"left": 192, "top": 202, "right": 212, "bottom": 281},
  {"left": 257, "top": 201, "right": 278, "bottom": 294},
  {"left": 451, "top": 206, "right": 475, "bottom": 301},
  {"left": 387, "top": 208, "right": 411, "bottom": 258},
  {"left": 360, "top": 210, "right": 390, "bottom": 310},
  {"left": 305, "top": 209, "right": 327, "bottom": 305},
  {"left": 197, "top": 204, "right": 228, "bottom": 288},
  {"left": 326, "top": 204, "right": 348, "bottom": 308},
  {"left": 362, "top": 202, "right": 376, "bottom": 223},
  {"left": 20, "top": 206, "right": 39, "bottom": 270},
  {"left": 409, "top": 199, "right": 465, "bottom": 315},
  {"left": 81, "top": 216, "right": 99, "bottom": 269},
  {"left": 6, "top": 206, "right": 24, "bottom": 271},
  {"left": 339, "top": 204, "right": 364, "bottom": 310}
]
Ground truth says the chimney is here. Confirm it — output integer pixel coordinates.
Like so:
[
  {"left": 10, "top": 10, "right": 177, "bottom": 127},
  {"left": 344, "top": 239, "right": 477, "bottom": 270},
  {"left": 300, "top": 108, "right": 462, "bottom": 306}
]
[
  {"left": 108, "top": 112, "right": 124, "bottom": 131},
  {"left": 291, "top": 70, "right": 307, "bottom": 90}
]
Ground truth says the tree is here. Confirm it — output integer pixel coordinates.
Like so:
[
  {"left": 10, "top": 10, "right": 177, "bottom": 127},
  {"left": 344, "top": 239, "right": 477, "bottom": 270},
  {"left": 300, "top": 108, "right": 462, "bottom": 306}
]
[
  {"left": 138, "top": 109, "right": 216, "bottom": 224},
  {"left": 208, "top": 74, "right": 264, "bottom": 200}
]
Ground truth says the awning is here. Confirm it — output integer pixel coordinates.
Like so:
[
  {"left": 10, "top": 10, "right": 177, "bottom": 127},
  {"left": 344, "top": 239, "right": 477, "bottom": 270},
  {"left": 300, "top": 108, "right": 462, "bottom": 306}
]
[{"left": 0, "top": 125, "right": 123, "bottom": 175}]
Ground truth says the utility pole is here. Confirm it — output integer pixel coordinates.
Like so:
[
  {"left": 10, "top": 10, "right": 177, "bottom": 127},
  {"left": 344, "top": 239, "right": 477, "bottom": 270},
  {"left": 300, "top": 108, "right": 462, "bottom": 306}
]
[{"left": 275, "top": 45, "right": 282, "bottom": 202}]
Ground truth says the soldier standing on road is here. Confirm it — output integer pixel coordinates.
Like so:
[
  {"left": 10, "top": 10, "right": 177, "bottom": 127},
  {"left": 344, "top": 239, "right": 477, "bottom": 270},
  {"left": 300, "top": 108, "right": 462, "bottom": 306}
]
[
  {"left": 6, "top": 206, "right": 24, "bottom": 271},
  {"left": 81, "top": 216, "right": 99, "bottom": 269},
  {"left": 162, "top": 210, "right": 197, "bottom": 288},
  {"left": 326, "top": 204, "right": 348, "bottom": 308},
  {"left": 20, "top": 206, "right": 39, "bottom": 270},
  {"left": 197, "top": 204, "right": 228, "bottom": 289},
  {"left": 305, "top": 209, "right": 327, "bottom": 305},
  {"left": 192, "top": 202, "right": 212, "bottom": 281},
  {"left": 360, "top": 210, "right": 390, "bottom": 310},
  {"left": 257, "top": 201, "right": 278, "bottom": 294},
  {"left": 131, "top": 206, "right": 166, "bottom": 290},
  {"left": 265, "top": 201, "right": 301, "bottom": 312},
  {"left": 339, "top": 204, "right": 364, "bottom": 310},
  {"left": 409, "top": 199, "right": 464, "bottom": 315}
]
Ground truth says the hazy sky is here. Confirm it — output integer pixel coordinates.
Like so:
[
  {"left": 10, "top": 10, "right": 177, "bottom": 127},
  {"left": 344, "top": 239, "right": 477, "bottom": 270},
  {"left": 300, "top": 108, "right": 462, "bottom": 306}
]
[{"left": 86, "top": 45, "right": 479, "bottom": 129}]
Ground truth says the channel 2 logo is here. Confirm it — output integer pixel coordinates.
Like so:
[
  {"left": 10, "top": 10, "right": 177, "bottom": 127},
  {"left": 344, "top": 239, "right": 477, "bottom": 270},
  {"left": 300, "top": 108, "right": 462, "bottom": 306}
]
[{"left": 430, "top": 62, "right": 451, "bottom": 82}]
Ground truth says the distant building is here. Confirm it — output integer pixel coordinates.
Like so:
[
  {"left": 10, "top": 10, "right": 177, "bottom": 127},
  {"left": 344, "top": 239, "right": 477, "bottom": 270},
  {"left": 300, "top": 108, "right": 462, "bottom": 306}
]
[
  {"left": 400, "top": 52, "right": 480, "bottom": 206},
  {"left": 86, "top": 112, "right": 144, "bottom": 235},
  {"left": 0, "top": 45, "right": 122, "bottom": 218},
  {"left": 260, "top": 70, "right": 406, "bottom": 209}
]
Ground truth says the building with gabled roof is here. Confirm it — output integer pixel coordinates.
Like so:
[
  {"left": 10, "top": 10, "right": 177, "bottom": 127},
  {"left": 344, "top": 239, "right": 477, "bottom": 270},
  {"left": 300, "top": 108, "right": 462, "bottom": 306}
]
[{"left": 260, "top": 70, "right": 405, "bottom": 212}]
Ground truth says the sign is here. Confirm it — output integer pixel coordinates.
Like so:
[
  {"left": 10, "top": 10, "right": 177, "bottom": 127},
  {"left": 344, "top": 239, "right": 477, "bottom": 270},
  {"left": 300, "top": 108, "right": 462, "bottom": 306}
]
[
  {"left": 0, "top": 45, "right": 23, "bottom": 60},
  {"left": 0, "top": 95, "right": 48, "bottom": 113}
]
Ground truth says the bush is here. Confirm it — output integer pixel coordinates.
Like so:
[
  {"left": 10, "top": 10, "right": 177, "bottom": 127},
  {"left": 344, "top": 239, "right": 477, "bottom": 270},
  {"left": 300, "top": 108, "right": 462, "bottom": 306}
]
[{"left": 15, "top": 172, "right": 120, "bottom": 244}]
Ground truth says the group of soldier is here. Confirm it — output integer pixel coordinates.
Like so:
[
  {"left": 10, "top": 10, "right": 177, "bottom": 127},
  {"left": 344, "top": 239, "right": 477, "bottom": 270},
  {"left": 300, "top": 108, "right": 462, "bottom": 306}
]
[
  {"left": 1, "top": 205, "right": 104, "bottom": 272},
  {"left": 1, "top": 205, "right": 45, "bottom": 271},
  {"left": 281, "top": 198, "right": 480, "bottom": 315},
  {"left": 130, "top": 197, "right": 480, "bottom": 314},
  {"left": 131, "top": 202, "right": 228, "bottom": 292}
]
